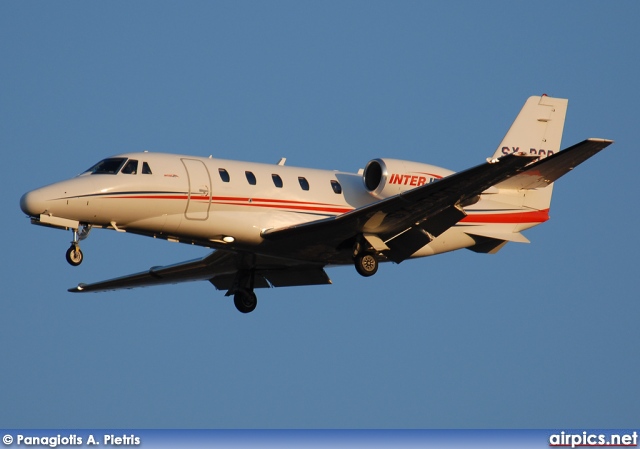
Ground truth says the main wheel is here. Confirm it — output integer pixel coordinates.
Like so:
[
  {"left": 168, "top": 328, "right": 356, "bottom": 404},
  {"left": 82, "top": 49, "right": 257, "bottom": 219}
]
[
  {"left": 66, "top": 245, "right": 83, "bottom": 266},
  {"left": 354, "top": 253, "right": 378, "bottom": 277},
  {"left": 234, "top": 289, "right": 257, "bottom": 313}
]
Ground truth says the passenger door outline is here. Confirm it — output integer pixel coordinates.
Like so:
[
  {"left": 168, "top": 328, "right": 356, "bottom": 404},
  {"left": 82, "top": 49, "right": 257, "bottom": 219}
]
[{"left": 181, "top": 158, "right": 212, "bottom": 220}]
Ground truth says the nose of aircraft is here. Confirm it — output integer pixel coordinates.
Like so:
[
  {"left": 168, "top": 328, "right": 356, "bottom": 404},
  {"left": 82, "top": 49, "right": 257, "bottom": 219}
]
[{"left": 20, "top": 189, "right": 47, "bottom": 217}]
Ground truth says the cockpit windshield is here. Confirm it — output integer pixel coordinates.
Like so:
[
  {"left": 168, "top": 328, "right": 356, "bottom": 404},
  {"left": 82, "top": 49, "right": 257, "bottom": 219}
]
[{"left": 83, "top": 158, "right": 128, "bottom": 175}]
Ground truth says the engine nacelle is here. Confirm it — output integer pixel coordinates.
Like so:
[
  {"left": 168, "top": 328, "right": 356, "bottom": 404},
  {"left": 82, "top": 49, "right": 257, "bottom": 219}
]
[{"left": 362, "top": 158, "right": 454, "bottom": 199}]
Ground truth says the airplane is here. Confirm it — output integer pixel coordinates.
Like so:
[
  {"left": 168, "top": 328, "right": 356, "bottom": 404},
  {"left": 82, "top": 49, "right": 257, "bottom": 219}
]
[{"left": 20, "top": 95, "right": 613, "bottom": 313}]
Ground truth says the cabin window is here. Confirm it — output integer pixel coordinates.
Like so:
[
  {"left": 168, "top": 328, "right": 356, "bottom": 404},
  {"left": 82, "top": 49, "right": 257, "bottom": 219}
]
[
  {"left": 298, "top": 177, "right": 310, "bottom": 191},
  {"left": 245, "top": 171, "right": 257, "bottom": 185},
  {"left": 84, "top": 157, "right": 127, "bottom": 175},
  {"left": 218, "top": 168, "right": 230, "bottom": 182},
  {"left": 331, "top": 180, "right": 342, "bottom": 194},
  {"left": 121, "top": 159, "right": 138, "bottom": 174},
  {"left": 272, "top": 174, "right": 283, "bottom": 188},
  {"left": 142, "top": 162, "right": 152, "bottom": 174}
]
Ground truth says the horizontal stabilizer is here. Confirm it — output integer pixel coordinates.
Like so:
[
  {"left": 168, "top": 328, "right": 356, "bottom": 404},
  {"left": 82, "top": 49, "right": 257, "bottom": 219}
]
[
  {"left": 495, "top": 138, "right": 613, "bottom": 190},
  {"left": 466, "top": 238, "right": 509, "bottom": 254},
  {"left": 464, "top": 227, "right": 533, "bottom": 254},
  {"left": 464, "top": 229, "right": 530, "bottom": 243}
]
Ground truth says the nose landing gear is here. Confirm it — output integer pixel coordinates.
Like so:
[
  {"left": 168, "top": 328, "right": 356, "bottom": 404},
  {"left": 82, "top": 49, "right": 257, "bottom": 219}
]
[{"left": 65, "top": 225, "right": 91, "bottom": 266}]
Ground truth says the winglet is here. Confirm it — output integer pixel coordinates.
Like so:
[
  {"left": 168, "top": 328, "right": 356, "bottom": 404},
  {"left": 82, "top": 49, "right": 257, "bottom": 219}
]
[{"left": 68, "top": 284, "right": 85, "bottom": 293}]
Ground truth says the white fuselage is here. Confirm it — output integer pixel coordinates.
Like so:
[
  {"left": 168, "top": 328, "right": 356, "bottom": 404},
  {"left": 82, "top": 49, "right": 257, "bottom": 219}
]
[{"left": 20, "top": 151, "right": 548, "bottom": 264}]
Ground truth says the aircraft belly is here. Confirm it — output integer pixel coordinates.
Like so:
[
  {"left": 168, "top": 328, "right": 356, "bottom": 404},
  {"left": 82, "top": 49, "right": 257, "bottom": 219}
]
[
  {"left": 125, "top": 215, "right": 168, "bottom": 233},
  {"left": 176, "top": 211, "right": 268, "bottom": 245},
  {"left": 161, "top": 213, "right": 183, "bottom": 234}
]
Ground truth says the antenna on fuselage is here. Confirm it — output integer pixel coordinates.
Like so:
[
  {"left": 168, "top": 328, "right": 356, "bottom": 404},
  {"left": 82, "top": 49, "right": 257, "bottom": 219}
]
[{"left": 277, "top": 158, "right": 287, "bottom": 166}]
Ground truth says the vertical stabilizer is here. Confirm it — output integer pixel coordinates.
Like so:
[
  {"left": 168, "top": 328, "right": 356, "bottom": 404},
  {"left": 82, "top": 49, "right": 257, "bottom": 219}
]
[
  {"left": 491, "top": 95, "right": 568, "bottom": 160},
  {"left": 466, "top": 96, "right": 570, "bottom": 250}
]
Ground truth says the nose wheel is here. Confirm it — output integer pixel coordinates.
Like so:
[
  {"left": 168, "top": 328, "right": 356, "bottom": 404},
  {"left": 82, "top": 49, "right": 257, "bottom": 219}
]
[{"left": 66, "top": 245, "right": 84, "bottom": 266}]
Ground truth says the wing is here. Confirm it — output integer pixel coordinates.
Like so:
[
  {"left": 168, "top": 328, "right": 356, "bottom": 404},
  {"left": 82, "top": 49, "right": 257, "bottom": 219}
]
[
  {"left": 69, "top": 250, "right": 331, "bottom": 293},
  {"left": 494, "top": 138, "right": 614, "bottom": 190},
  {"left": 262, "top": 152, "right": 537, "bottom": 263}
]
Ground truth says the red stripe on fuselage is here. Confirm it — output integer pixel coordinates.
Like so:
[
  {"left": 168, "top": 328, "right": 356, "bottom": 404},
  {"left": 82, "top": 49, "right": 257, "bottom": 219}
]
[
  {"left": 215, "top": 201, "right": 352, "bottom": 214},
  {"left": 461, "top": 209, "right": 549, "bottom": 224},
  {"left": 105, "top": 193, "right": 354, "bottom": 214}
]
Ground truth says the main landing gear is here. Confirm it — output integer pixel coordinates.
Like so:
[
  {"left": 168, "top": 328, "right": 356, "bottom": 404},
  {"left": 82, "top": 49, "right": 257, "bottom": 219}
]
[
  {"left": 233, "top": 289, "right": 257, "bottom": 314},
  {"left": 352, "top": 237, "right": 379, "bottom": 277},
  {"left": 65, "top": 225, "right": 91, "bottom": 266},
  {"left": 229, "top": 268, "right": 258, "bottom": 313},
  {"left": 354, "top": 252, "right": 378, "bottom": 277}
]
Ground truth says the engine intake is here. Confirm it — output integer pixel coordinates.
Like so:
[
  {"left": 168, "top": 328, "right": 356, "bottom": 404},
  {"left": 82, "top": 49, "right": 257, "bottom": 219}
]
[{"left": 362, "top": 158, "right": 453, "bottom": 199}]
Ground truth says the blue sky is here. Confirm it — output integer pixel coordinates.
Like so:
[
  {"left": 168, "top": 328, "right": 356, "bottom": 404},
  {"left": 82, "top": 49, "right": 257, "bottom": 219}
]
[{"left": 1, "top": 1, "right": 638, "bottom": 429}]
